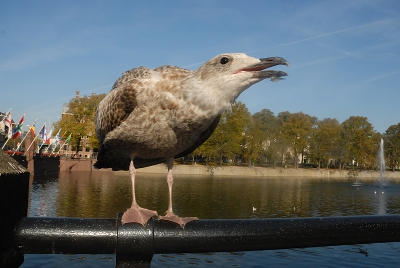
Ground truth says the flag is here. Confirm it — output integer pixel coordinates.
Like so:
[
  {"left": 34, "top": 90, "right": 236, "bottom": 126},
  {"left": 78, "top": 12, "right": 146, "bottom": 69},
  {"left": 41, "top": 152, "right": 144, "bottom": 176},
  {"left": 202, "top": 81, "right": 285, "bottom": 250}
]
[
  {"left": 66, "top": 133, "right": 72, "bottom": 142},
  {"left": 12, "top": 114, "right": 24, "bottom": 139},
  {"left": 29, "top": 121, "right": 36, "bottom": 136},
  {"left": 46, "top": 128, "right": 53, "bottom": 145},
  {"left": 39, "top": 125, "right": 47, "bottom": 142},
  {"left": 54, "top": 129, "right": 61, "bottom": 144},
  {"left": 2, "top": 110, "right": 12, "bottom": 138}
]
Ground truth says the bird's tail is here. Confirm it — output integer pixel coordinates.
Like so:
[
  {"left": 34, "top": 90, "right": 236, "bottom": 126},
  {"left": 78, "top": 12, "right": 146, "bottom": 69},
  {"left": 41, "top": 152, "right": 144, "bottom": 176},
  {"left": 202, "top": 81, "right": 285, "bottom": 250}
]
[
  {"left": 93, "top": 144, "right": 165, "bottom": 171},
  {"left": 93, "top": 144, "right": 131, "bottom": 171}
]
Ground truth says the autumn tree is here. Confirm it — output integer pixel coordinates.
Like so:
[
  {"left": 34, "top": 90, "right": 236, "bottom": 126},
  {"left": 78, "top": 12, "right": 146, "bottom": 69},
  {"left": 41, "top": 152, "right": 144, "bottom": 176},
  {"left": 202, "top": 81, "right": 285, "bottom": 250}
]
[
  {"left": 384, "top": 123, "right": 400, "bottom": 171},
  {"left": 281, "top": 112, "right": 315, "bottom": 169},
  {"left": 253, "top": 109, "right": 285, "bottom": 168},
  {"left": 241, "top": 117, "right": 265, "bottom": 167},
  {"left": 341, "top": 116, "right": 378, "bottom": 169},
  {"left": 53, "top": 93, "right": 106, "bottom": 153},
  {"left": 309, "top": 118, "right": 342, "bottom": 169}
]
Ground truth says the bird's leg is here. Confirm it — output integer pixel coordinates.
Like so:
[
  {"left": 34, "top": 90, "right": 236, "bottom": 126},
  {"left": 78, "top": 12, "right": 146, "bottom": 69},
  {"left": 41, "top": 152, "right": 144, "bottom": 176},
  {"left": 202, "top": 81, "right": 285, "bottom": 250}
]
[
  {"left": 159, "top": 157, "right": 198, "bottom": 228},
  {"left": 121, "top": 160, "right": 158, "bottom": 226}
]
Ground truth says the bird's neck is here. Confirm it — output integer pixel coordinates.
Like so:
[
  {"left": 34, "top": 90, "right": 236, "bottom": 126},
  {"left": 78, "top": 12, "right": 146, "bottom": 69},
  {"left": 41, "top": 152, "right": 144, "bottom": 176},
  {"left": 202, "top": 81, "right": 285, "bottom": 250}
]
[{"left": 182, "top": 77, "right": 233, "bottom": 117}]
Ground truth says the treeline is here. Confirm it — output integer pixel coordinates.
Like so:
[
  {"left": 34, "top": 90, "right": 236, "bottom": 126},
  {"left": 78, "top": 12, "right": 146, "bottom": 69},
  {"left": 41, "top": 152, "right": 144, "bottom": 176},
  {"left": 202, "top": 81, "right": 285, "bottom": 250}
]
[
  {"left": 190, "top": 102, "right": 400, "bottom": 171},
  {"left": 54, "top": 95, "right": 400, "bottom": 171}
]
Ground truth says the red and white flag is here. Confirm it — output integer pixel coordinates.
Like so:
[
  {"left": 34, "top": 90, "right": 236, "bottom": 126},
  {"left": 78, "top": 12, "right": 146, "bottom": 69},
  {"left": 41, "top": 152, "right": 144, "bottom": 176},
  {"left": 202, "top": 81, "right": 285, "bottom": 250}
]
[
  {"left": 2, "top": 109, "right": 12, "bottom": 138},
  {"left": 46, "top": 128, "right": 53, "bottom": 145}
]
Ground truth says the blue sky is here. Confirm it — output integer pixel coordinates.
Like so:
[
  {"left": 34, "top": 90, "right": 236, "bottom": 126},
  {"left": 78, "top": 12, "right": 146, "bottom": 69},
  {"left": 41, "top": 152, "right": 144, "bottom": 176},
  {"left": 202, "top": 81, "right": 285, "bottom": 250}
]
[{"left": 1, "top": 1, "right": 399, "bottom": 134}]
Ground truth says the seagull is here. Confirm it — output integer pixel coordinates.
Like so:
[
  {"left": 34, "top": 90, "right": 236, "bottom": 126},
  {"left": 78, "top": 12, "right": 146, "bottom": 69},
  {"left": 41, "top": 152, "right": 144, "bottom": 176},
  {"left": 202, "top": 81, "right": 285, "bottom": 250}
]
[{"left": 94, "top": 53, "right": 289, "bottom": 227}]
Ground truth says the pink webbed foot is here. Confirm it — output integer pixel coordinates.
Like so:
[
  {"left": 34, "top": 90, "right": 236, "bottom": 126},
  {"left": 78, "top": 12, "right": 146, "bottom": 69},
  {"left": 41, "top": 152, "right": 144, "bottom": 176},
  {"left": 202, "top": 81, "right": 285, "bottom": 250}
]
[
  {"left": 121, "top": 205, "right": 158, "bottom": 226},
  {"left": 159, "top": 212, "right": 198, "bottom": 228}
]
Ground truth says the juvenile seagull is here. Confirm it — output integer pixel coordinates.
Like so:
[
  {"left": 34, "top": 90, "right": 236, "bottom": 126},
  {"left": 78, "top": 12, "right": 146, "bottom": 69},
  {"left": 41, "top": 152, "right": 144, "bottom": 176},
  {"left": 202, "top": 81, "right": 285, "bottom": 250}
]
[{"left": 94, "top": 53, "right": 289, "bottom": 227}]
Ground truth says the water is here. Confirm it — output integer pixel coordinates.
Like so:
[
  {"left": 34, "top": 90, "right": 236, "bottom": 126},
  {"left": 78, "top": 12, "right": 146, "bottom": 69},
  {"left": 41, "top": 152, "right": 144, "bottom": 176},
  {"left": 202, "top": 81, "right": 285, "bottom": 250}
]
[{"left": 22, "top": 171, "right": 400, "bottom": 267}]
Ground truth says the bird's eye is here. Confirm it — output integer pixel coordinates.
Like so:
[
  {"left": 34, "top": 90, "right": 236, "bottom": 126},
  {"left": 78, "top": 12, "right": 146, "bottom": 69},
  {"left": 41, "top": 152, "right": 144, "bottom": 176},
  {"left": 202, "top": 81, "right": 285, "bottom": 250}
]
[{"left": 220, "top": 57, "right": 229, "bottom": 64}]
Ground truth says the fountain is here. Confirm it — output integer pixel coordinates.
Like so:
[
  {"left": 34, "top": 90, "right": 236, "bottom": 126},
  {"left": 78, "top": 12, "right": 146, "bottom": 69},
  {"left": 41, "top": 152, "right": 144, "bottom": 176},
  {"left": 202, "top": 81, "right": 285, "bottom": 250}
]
[
  {"left": 353, "top": 138, "right": 390, "bottom": 187},
  {"left": 378, "top": 138, "right": 386, "bottom": 186}
]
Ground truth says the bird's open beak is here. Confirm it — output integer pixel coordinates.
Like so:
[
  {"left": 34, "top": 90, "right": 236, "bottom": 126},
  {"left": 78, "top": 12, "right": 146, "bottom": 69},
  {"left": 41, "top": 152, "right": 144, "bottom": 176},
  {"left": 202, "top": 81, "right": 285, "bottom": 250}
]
[{"left": 235, "top": 57, "right": 289, "bottom": 81}]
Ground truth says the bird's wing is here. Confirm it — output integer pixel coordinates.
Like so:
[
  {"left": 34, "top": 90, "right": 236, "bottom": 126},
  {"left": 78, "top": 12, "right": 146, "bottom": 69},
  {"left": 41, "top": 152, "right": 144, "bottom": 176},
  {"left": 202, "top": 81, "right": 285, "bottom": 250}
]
[
  {"left": 95, "top": 111, "right": 220, "bottom": 171},
  {"left": 134, "top": 114, "right": 221, "bottom": 168},
  {"left": 174, "top": 115, "right": 221, "bottom": 158},
  {"left": 95, "top": 67, "right": 151, "bottom": 142},
  {"left": 111, "top": 67, "right": 151, "bottom": 91}
]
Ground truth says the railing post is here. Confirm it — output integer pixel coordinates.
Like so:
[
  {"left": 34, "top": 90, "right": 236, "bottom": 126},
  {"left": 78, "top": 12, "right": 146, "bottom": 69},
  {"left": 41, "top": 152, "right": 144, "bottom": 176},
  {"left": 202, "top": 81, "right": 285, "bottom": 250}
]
[
  {"left": 0, "top": 152, "right": 30, "bottom": 268},
  {"left": 116, "top": 213, "right": 154, "bottom": 267}
]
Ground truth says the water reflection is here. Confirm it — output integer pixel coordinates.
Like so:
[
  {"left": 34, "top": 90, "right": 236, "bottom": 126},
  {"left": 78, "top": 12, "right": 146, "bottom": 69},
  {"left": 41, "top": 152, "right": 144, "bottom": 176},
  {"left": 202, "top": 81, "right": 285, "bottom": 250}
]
[
  {"left": 25, "top": 171, "right": 400, "bottom": 268},
  {"left": 29, "top": 171, "right": 400, "bottom": 219}
]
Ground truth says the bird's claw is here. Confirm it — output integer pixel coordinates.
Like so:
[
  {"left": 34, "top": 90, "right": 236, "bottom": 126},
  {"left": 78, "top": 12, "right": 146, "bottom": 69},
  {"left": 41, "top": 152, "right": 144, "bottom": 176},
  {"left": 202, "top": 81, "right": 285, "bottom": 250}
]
[
  {"left": 121, "top": 206, "right": 158, "bottom": 226},
  {"left": 159, "top": 213, "right": 198, "bottom": 228}
]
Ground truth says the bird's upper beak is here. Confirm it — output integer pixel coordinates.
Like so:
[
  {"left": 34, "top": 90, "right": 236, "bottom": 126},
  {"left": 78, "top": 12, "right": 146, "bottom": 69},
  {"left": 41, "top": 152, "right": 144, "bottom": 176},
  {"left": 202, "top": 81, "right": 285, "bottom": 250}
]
[{"left": 235, "top": 57, "right": 289, "bottom": 81}]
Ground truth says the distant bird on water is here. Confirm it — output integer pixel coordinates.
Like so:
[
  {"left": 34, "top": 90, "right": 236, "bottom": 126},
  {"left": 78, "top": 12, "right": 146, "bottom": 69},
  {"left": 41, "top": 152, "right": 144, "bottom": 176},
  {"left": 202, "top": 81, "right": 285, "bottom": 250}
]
[{"left": 94, "top": 53, "right": 289, "bottom": 227}]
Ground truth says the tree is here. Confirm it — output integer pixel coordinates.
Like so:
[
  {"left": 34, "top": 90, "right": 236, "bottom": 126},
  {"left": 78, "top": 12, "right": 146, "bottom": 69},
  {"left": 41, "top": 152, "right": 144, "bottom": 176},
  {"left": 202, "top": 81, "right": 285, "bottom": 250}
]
[
  {"left": 341, "top": 116, "right": 378, "bottom": 169},
  {"left": 253, "top": 109, "right": 284, "bottom": 168},
  {"left": 281, "top": 112, "right": 314, "bottom": 169},
  {"left": 384, "top": 123, "right": 400, "bottom": 171},
  {"left": 53, "top": 93, "right": 106, "bottom": 153},
  {"left": 309, "top": 118, "right": 342, "bottom": 169},
  {"left": 241, "top": 117, "right": 264, "bottom": 167}
]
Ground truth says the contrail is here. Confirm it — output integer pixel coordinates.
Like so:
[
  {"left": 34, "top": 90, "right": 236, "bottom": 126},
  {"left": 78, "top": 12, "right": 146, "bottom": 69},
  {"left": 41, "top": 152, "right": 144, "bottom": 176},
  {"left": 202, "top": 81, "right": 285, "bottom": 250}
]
[
  {"left": 249, "top": 16, "right": 400, "bottom": 52},
  {"left": 24, "top": 84, "right": 111, "bottom": 112}
]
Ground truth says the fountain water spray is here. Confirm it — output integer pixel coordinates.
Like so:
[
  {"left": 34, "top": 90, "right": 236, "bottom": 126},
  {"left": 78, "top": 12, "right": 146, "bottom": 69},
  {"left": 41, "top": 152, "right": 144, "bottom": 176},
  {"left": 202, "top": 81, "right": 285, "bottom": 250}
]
[{"left": 378, "top": 138, "right": 386, "bottom": 186}]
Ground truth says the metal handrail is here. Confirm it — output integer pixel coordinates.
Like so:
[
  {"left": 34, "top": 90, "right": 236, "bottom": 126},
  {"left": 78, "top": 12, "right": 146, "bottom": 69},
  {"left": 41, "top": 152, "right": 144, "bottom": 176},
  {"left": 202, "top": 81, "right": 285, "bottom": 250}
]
[{"left": 13, "top": 214, "right": 400, "bottom": 266}]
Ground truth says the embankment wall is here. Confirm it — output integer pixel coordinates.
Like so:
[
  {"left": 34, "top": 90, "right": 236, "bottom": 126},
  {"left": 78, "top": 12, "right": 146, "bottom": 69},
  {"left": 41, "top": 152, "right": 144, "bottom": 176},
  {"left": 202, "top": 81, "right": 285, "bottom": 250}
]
[{"left": 135, "top": 164, "right": 400, "bottom": 181}]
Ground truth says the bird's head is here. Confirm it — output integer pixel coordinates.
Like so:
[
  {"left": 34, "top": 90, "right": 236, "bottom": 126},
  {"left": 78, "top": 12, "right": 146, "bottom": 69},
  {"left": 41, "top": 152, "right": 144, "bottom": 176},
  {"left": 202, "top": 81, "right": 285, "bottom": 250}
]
[{"left": 193, "top": 53, "right": 289, "bottom": 106}]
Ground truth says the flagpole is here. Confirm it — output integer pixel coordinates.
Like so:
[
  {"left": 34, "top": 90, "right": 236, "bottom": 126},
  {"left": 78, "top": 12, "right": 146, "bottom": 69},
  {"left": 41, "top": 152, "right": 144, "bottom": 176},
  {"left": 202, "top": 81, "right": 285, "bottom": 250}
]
[
  {"left": 56, "top": 139, "right": 71, "bottom": 156},
  {"left": 13, "top": 119, "right": 37, "bottom": 156},
  {"left": 1, "top": 137, "right": 10, "bottom": 150},
  {"left": 23, "top": 135, "right": 37, "bottom": 156},
  {"left": 23, "top": 122, "right": 45, "bottom": 156},
  {"left": 37, "top": 124, "right": 47, "bottom": 153},
  {"left": 9, "top": 113, "right": 25, "bottom": 155},
  {"left": 1, "top": 108, "right": 12, "bottom": 150},
  {"left": 43, "top": 128, "right": 54, "bottom": 154},
  {"left": 51, "top": 130, "right": 66, "bottom": 154},
  {"left": 55, "top": 134, "right": 71, "bottom": 156},
  {"left": 4, "top": 108, "right": 12, "bottom": 115}
]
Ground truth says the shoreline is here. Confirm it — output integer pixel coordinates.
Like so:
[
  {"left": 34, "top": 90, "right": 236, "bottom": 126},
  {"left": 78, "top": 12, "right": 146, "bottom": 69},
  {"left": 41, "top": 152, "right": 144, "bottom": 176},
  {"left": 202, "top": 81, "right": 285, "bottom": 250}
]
[{"left": 132, "top": 164, "right": 400, "bottom": 181}]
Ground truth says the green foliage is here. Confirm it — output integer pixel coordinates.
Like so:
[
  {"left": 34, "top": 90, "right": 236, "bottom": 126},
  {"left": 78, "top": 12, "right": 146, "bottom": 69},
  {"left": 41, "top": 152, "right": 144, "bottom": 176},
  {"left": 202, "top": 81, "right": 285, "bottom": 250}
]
[
  {"left": 309, "top": 118, "right": 342, "bottom": 169},
  {"left": 191, "top": 106, "right": 391, "bottom": 171},
  {"left": 53, "top": 93, "right": 106, "bottom": 152},
  {"left": 281, "top": 112, "right": 314, "bottom": 169},
  {"left": 341, "top": 116, "right": 378, "bottom": 169},
  {"left": 242, "top": 116, "right": 265, "bottom": 167},
  {"left": 384, "top": 123, "right": 400, "bottom": 171}
]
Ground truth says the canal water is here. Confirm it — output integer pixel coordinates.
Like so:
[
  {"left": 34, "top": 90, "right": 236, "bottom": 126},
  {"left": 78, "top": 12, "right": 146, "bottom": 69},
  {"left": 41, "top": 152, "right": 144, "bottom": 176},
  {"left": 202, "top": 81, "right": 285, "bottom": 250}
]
[{"left": 22, "top": 171, "right": 400, "bottom": 267}]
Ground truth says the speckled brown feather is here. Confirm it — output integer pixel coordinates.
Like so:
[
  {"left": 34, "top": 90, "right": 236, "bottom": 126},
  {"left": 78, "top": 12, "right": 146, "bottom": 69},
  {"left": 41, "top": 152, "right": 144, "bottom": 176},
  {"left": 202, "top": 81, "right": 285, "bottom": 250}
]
[{"left": 94, "top": 65, "right": 216, "bottom": 170}]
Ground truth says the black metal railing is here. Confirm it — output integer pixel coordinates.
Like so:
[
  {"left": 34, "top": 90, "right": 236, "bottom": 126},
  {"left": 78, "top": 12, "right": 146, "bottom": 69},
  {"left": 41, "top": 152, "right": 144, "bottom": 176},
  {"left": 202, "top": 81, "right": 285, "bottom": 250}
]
[{"left": 12, "top": 214, "right": 400, "bottom": 267}]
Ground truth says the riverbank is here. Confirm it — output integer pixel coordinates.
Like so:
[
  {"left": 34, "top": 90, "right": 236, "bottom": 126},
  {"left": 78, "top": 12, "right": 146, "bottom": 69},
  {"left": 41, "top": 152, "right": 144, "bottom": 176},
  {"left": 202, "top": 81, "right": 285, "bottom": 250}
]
[
  {"left": 56, "top": 158, "right": 400, "bottom": 181},
  {"left": 134, "top": 163, "right": 400, "bottom": 181}
]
